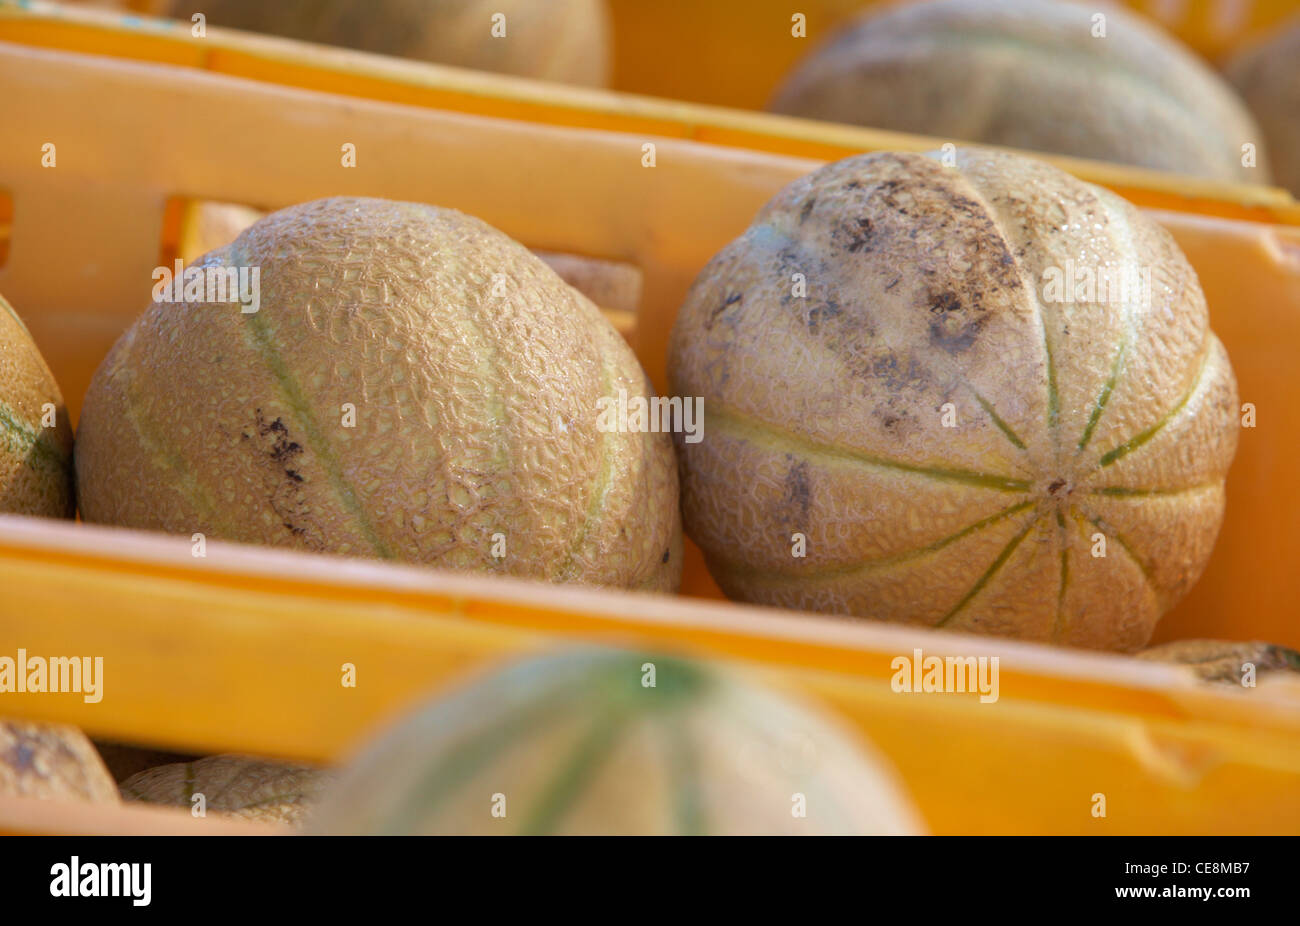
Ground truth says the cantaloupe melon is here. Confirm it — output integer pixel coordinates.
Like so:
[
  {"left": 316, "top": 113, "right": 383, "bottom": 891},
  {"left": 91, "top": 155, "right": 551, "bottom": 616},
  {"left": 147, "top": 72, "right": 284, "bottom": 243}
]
[
  {"left": 0, "top": 720, "right": 119, "bottom": 803},
  {"left": 1137, "top": 639, "right": 1300, "bottom": 685},
  {"left": 76, "top": 197, "right": 680, "bottom": 590},
  {"left": 669, "top": 148, "right": 1238, "bottom": 651},
  {"left": 307, "top": 649, "right": 925, "bottom": 835},
  {"left": 121, "top": 755, "right": 333, "bottom": 825},
  {"left": 0, "top": 292, "right": 74, "bottom": 519},
  {"left": 770, "top": 0, "right": 1268, "bottom": 183},
  {"left": 1225, "top": 17, "right": 1300, "bottom": 196},
  {"left": 164, "top": 0, "right": 611, "bottom": 87}
]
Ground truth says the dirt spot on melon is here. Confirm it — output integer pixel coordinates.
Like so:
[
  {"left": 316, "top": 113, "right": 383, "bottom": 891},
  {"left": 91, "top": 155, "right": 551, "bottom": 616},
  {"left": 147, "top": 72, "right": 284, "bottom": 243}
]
[
  {"left": 833, "top": 217, "right": 875, "bottom": 254},
  {"left": 781, "top": 457, "right": 812, "bottom": 525},
  {"left": 706, "top": 291, "right": 744, "bottom": 331},
  {"left": 242, "top": 409, "right": 326, "bottom": 550},
  {"left": 927, "top": 290, "right": 985, "bottom": 352}
]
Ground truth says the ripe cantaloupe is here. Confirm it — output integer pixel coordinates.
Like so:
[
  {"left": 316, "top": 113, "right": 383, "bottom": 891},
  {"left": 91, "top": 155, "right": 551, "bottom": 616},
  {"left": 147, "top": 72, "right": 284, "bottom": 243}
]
[
  {"left": 165, "top": 0, "right": 611, "bottom": 87},
  {"left": 0, "top": 720, "right": 119, "bottom": 803},
  {"left": 1137, "top": 639, "right": 1300, "bottom": 685},
  {"left": 1225, "top": 18, "right": 1300, "bottom": 196},
  {"left": 307, "top": 649, "right": 925, "bottom": 835},
  {"left": 669, "top": 148, "right": 1238, "bottom": 651},
  {"left": 0, "top": 292, "right": 74, "bottom": 518},
  {"left": 121, "top": 755, "right": 333, "bottom": 826},
  {"left": 76, "top": 197, "right": 681, "bottom": 591},
  {"left": 770, "top": 0, "right": 1267, "bottom": 183}
]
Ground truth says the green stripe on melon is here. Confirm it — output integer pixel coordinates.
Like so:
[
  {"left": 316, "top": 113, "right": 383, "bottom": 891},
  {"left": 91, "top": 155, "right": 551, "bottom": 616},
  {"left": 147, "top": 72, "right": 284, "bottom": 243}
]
[
  {"left": 308, "top": 649, "right": 924, "bottom": 836},
  {"left": 0, "top": 291, "right": 74, "bottom": 519}
]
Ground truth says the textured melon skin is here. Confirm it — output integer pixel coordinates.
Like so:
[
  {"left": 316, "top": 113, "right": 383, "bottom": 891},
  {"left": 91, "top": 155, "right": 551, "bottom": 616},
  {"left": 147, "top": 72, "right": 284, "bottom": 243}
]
[
  {"left": 76, "top": 197, "right": 680, "bottom": 591},
  {"left": 166, "top": 0, "right": 611, "bottom": 87},
  {"left": 121, "top": 755, "right": 333, "bottom": 825},
  {"left": 669, "top": 148, "right": 1238, "bottom": 651},
  {"left": 1137, "top": 639, "right": 1300, "bottom": 685},
  {"left": 1226, "top": 19, "right": 1300, "bottom": 196},
  {"left": 0, "top": 293, "right": 74, "bottom": 519},
  {"left": 0, "top": 720, "right": 119, "bottom": 803},
  {"left": 770, "top": 0, "right": 1268, "bottom": 183},
  {"left": 308, "top": 649, "right": 924, "bottom": 835}
]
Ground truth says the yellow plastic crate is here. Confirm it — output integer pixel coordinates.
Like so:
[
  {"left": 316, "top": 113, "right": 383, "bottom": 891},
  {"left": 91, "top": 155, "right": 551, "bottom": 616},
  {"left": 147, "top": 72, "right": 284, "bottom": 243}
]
[{"left": 0, "top": 4, "right": 1297, "bottom": 835}]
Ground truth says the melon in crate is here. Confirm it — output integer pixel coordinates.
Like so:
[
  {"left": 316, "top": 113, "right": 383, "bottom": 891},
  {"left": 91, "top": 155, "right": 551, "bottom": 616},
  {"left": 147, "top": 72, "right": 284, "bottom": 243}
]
[
  {"left": 164, "top": 0, "right": 612, "bottom": 87},
  {"left": 669, "top": 147, "right": 1239, "bottom": 651},
  {"left": 0, "top": 720, "right": 119, "bottom": 803},
  {"left": 75, "top": 197, "right": 681, "bottom": 591},
  {"left": 120, "top": 755, "right": 334, "bottom": 826},
  {"left": 307, "top": 648, "right": 925, "bottom": 835},
  {"left": 770, "top": 0, "right": 1268, "bottom": 183},
  {"left": 0, "top": 292, "right": 74, "bottom": 519}
]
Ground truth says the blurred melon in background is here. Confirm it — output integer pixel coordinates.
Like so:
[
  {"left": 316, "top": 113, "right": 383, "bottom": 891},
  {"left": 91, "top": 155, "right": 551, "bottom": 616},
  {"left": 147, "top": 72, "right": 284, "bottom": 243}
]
[{"left": 109, "top": 0, "right": 614, "bottom": 86}]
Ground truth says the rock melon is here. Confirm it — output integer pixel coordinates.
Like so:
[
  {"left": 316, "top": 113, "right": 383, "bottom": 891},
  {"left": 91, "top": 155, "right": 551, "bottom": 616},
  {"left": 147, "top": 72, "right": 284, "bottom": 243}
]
[
  {"left": 76, "top": 197, "right": 680, "bottom": 591},
  {"left": 1225, "top": 18, "right": 1300, "bottom": 196},
  {"left": 0, "top": 720, "right": 119, "bottom": 803},
  {"left": 0, "top": 292, "right": 74, "bottom": 518},
  {"left": 770, "top": 0, "right": 1267, "bottom": 183},
  {"left": 77, "top": 197, "right": 681, "bottom": 585},
  {"left": 121, "top": 755, "right": 333, "bottom": 826},
  {"left": 307, "top": 649, "right": 924, "bottom": 835},
  {"left": 165, "top": 0, "right": 611, "bottom": 87},
  {"left": 669, "top": 147, "right": 1238, "bottom": 651}
]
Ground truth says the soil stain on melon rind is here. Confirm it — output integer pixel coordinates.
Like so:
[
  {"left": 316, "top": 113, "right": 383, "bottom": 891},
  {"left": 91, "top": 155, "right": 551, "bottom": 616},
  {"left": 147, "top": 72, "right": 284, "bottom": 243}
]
[
  {"left": 781, "top": 456, "right": 813, "bottom": 525},
  {"left": 927, "top": 290, "right": 985, "bottom": 352},
  {"left": 707, "top": 292, "right": 744, "bottom": 330},
  {"left": 241, "top": 408, "right": 326, "bottom": 549}
]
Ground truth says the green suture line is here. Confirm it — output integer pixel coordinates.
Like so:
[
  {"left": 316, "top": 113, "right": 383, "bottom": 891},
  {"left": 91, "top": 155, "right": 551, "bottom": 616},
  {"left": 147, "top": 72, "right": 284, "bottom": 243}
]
[
  {"left": 717, "top": 499, "right": 1035, "bottom": 583},
  {"left": 183, "top": 763, "right": 197, "bottom": 804},
  {"left": 1043, "top": 331, "right": 1060, "bottom": 436},
  {"left": 521, "top": 707, "right": 629, "bottom": 836},
  {"left": 1089, "top": 483, "right": 1218, "bottom": 498},
  {"left": 711, "top": 406, "right": 1031, "bottom": 493},
  {"left": 668, "top": 722, "right": 705, "bottom": 837},
  {"left": 1051, "top": 512, "right": 1070, "bottom": 643},
  {"left": 370, "top": 659, "right": 704, "bottom": 834},
  {"left": 552, "top": 355, "right": 617, "bottom": 583},
  {"left": 974, "top": 391, "right": 1026, "bottom": 451},
  {"left": 120, "top": 377, "right": 230, "bottom": 535},
  {"left": 524, "top": 660, "right": 705, "bottom": 834},
  {"left": 378, "top": 689, "right": 581, "bottom": 834},
  {"left": 1080, "top": 506, "right": 1162, "bottom": 604},
  {"left": 242, "top": 311, "right": 392, "bottom": 559},
  {"left": 1098, "top": 349, "right": 1210, "bottom": 468},
  {"left": 0, "top": 399, "right": 67, "bottom": 472},
  {"left": 935, "top": 517, "right": 1037, "bottom": 628},
  {"left": 1078, "top": 346, "right": 1125, "bottom": 451}
]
